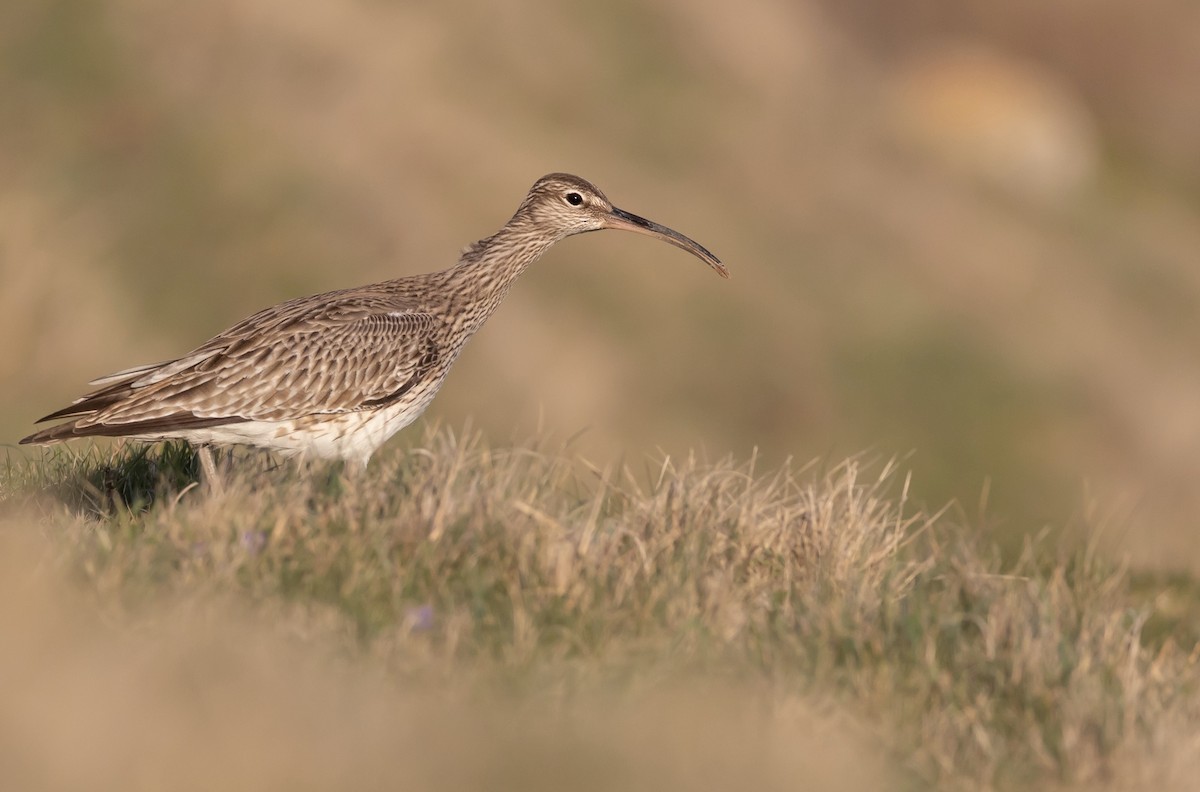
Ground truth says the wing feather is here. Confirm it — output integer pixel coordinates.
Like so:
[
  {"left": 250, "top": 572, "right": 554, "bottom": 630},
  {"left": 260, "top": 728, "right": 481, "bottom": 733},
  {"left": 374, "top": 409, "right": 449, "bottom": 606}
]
[
  {"left": 33, "top": 291, "right": 444, "bottom": 435},
  {"left": 84, "top": 313, "right": 440, "bottom": 426}
]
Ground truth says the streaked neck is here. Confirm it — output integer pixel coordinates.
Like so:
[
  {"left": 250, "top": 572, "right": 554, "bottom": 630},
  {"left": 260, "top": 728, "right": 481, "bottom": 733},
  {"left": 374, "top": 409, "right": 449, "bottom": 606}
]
[{"left": 441, "top": 215, "right": 562, "bottom": 327}]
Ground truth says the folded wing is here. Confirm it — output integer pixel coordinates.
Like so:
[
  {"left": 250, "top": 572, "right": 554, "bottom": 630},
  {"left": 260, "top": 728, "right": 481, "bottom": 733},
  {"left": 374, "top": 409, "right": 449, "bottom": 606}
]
[{"left": 22, "top": 298, "right": 442, "bottom": 442}]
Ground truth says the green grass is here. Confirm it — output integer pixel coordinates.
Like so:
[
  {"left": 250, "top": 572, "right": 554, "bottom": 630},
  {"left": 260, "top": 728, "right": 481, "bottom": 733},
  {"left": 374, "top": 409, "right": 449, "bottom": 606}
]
[{"left": 3, "top": 428, "right": 1198, "bottom": 790}]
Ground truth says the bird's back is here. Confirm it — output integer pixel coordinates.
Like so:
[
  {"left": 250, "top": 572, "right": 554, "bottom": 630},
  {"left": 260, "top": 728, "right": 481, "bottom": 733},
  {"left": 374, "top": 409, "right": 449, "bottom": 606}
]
[{"left": 21, "top": 274, "right": 459, "bottom": 463}]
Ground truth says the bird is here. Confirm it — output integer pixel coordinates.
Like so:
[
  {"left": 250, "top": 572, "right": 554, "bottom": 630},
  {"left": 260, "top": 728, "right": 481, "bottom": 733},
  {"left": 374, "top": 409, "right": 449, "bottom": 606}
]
[{"left": 21, "top": 173, "right": 727, "bottom": 477}]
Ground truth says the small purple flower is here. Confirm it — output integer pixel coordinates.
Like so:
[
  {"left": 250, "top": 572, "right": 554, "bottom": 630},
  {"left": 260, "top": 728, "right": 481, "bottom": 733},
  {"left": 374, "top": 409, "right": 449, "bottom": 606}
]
[
  {"left": 404, "top": 604, "right": 435, "bottom": 633},
  {"left": 240, "top": 531, "right": 267, "bottom": 556}
]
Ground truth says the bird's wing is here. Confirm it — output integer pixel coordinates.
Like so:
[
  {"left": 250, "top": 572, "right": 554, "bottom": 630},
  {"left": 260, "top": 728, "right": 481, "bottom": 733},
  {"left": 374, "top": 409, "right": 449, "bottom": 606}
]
[{"left": 58, "top": 303, "right": 443, "bottom": 432}]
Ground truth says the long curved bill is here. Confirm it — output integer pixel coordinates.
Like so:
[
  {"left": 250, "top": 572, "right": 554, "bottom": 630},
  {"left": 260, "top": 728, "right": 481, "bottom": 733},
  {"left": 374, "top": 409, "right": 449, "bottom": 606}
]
[{"left": 605, "top": 207, "right": 729, "bottom": 278}]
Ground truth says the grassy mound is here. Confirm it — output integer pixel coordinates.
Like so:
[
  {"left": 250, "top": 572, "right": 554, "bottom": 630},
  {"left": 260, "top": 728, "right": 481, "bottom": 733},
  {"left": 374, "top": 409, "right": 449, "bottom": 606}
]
[{"left": 2, "top": 428, "right": 1198, "bottom": 790}]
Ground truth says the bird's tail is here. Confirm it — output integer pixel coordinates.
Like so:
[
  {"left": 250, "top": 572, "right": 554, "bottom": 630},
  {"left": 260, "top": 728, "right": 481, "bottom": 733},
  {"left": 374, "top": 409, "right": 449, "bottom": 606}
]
[{"left": 20, "top": 422, "right": 82, "bottom": 445}]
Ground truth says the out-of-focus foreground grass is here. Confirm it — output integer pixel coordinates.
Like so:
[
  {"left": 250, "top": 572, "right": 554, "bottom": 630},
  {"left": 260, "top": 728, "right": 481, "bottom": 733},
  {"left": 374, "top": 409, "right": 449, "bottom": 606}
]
[
  {"left": 2, "top": 431, "right": 1199, "bottom": 790},
  {"left": 3, "top": 0, "right": 1200, "bottom": 569}
]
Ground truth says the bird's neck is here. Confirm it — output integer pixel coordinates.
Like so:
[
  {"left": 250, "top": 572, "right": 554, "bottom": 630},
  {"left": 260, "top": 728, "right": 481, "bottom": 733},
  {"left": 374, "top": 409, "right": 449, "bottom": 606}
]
[{"left": 442, "top": 215, "right": 560, "bottom": 323}]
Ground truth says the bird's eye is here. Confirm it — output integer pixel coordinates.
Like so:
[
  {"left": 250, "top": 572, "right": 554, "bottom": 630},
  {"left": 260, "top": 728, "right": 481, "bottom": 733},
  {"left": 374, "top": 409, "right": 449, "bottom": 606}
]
[{"left": 565, "top": 192, "right": 584, "bottom": 206}]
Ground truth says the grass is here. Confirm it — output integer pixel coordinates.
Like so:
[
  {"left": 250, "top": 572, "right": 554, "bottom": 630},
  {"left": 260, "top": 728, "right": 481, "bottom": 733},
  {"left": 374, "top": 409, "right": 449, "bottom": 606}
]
[{"left": 2, "top": 427, "right": 1198, "bottom": 790}]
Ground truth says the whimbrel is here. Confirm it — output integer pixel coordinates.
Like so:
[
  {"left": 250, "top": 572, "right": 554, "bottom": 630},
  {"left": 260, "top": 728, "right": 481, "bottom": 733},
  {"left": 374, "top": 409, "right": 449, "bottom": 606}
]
[{"left": 21, "top": 174, "right": 726, "bottom": 473}]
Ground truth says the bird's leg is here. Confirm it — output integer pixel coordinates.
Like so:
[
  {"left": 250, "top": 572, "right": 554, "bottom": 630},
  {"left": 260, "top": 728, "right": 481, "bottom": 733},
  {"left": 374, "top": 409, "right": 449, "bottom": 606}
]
[
  {"left": 197, "top": 444, "right": 225, "bottom": 496},
  {"left": 259, "top": 448, "right": 284, "bottom": 473}
]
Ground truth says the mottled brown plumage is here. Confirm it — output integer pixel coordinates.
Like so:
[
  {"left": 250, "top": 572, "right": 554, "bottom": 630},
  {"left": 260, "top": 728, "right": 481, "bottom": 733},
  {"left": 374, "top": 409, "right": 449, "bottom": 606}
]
[{"left": 22, "top": 173, "right": 726, "bottom": 467}]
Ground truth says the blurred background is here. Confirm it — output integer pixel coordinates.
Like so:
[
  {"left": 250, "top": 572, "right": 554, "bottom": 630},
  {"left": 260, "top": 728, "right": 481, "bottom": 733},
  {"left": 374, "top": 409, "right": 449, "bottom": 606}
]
[{"left": 2, "top": 0, "right": 1198, "bottom": 568}]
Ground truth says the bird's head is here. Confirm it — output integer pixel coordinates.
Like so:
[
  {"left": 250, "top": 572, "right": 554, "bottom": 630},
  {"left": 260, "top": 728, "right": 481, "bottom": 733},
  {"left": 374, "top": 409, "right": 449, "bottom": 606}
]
[{"left": 515, "top": 173, "right": 728, "bottom": 278}]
